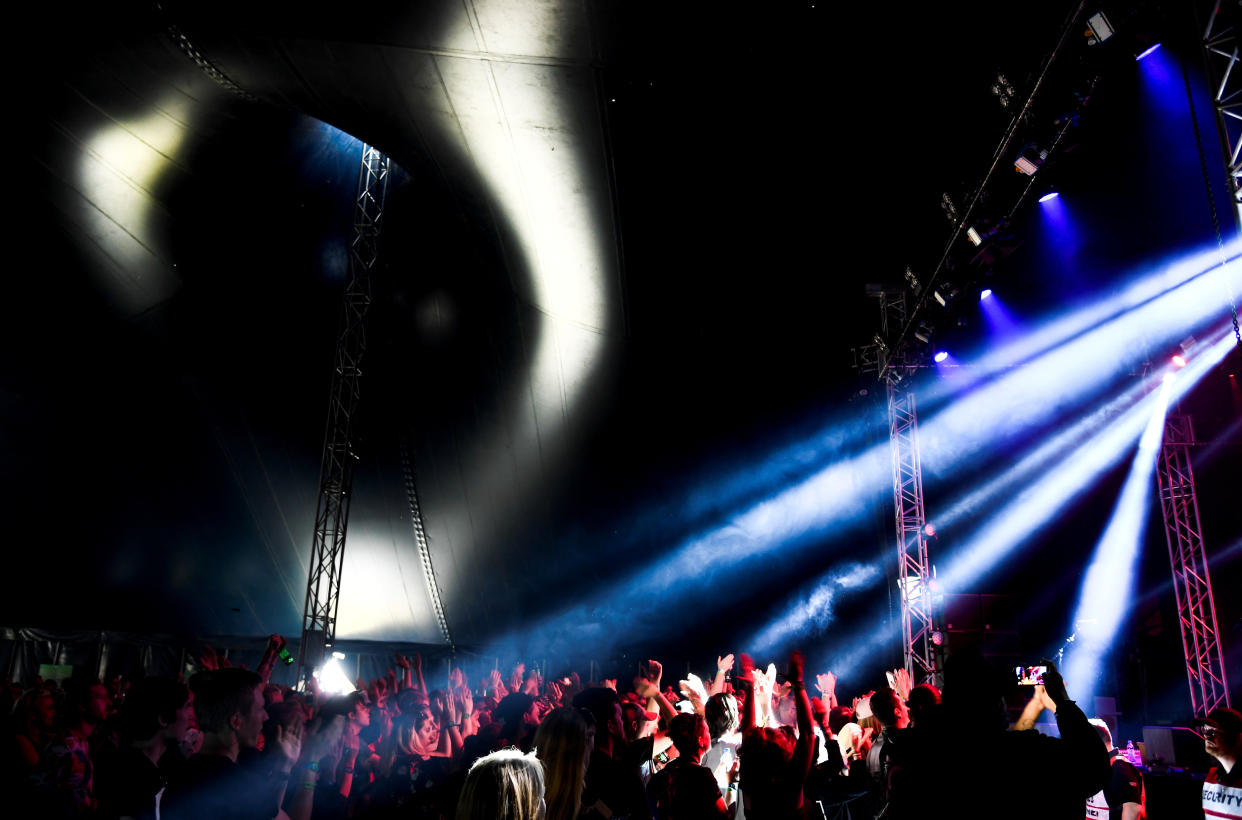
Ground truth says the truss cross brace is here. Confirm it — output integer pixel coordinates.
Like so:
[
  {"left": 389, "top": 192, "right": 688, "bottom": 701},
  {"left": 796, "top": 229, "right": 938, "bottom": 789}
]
[{"left": 1156, "top": 413, "right": 1230, "bottom": 714}]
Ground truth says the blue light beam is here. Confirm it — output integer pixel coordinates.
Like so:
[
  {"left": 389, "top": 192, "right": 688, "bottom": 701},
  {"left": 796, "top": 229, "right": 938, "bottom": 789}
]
[
  {"left": 1062, "top": 373, "right": 1173, "bottom": 701},
  {"left": 936, "top": 330, "right": 1237, "bottom": 596}
]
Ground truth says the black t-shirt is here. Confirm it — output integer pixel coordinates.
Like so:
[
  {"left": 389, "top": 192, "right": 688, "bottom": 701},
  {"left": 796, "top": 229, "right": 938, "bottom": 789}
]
[
  {"left": 94, "top": 746, "right": 165, "bottom": 820},
  {"left": 884, "top": 701, "right": 1110, "bottom": 820},
  {"left": 1208, "top": 763, "right": 1242, "bottom": 788},
  {"left": 583, "top": 748, "right": 650, "bottom": 820},
  {"left": 646, "top": 759, "right": 722, "bottom": 820},
  {"left": 162, "top": 752, "right": 282, "bottom": 820},
  {"left": 1103, "top": 749, "right": 1143, "bottom": 809}
]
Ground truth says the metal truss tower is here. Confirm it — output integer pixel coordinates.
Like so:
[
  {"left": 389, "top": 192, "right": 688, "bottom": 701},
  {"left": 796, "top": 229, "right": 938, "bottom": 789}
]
[
  {"left": 887, "top": 381, "right": 939, "bottom": 684},
  {"left": 857, "top": 286, "right": 941, "bottom": 684},
  {"left": 1200, "top": 0, "right": 1242, "bottom": 229},
  {"left": 1156, "top": 414, "right": 1231, "bottom": 713},
  {"left": 297, "top": 144, "right": 390, "bottom": 686}
]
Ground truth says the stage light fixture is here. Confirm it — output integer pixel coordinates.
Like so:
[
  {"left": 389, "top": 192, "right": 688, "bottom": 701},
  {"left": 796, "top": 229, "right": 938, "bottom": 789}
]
[
  {"left": 914, "top": 322, "right": 934, "bottom": 344},
  {"left": 980, "top": 288, "right": 994, "bottom": 300},
  {"left": 316, "top": 654, "right": 356, "bottom": 695},
  {"left": 967, "top": 227, "right": 983, "bottom": 246},
  {"left": 1086, "top": 11, "right": 1114, "bottom": 45},
  {"left": 904, "top": 266, "right": 921, "bottom": 292},
  {"left": 933, "top": 286, "right": 958, "bottom": 307},
  {"left": 1136, "top": 43, "right": 1161, "bottom": 61},
  {"left": 1039, "top": 192, "right": 1060, "bottom": 203},
  {"left": 1015, "top": 144, "right": 1048, "bottom": 176},
  {"left": 1171, "top": 354, "right": 1187, "bottom": 368},
  {"left": 934, "top": 351, "right": 949, "bottom": 363}
]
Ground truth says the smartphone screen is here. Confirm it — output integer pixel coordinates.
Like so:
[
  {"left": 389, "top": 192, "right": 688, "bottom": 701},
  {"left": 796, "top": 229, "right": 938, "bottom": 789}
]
[{"left": 1015, "top": 665, "right": 1047, "bottom": 685}]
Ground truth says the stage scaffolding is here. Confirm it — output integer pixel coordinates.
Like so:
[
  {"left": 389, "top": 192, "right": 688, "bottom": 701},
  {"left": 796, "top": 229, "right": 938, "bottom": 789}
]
[
  {"left": 297, "top": 144, "right": 390, "bottom": 686},
  {"left": 856, "top": 287, "right": 942, "bottom": 684},
  {"left": 1156, "top": 414, "right": 1231, "bottom": 713},
  {"left": 887, "top": 383, "right": 939, "bottom": 685}
]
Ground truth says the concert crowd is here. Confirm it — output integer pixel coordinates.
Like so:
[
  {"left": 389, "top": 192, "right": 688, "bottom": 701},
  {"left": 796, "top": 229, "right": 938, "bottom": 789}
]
[{"left": 3, "top": 634, "right": 1239, "bottom": 819}]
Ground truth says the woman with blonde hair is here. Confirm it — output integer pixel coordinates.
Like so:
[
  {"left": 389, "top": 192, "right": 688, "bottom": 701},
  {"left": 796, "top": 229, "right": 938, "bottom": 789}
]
[
  {"left": 533, "top": 707, "right": 589, "bottom": 820},
  {"left": 457, "top": 747, "right": 546, "bottom": 820}
]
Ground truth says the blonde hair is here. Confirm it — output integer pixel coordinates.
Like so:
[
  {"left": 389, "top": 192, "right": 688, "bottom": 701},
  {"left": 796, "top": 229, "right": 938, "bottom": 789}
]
[
  {"left": 534, "top": 707, "right": 588, "bottom": 820},
  {"left": 456, "top": 747, "right": 545, "bottom": 820}
]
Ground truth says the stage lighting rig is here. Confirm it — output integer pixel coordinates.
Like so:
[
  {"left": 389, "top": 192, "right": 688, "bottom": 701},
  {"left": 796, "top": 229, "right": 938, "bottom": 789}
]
[
  {"left": 940, "top": 193, "right": 959, "bottom": 223},
  {"left": 991, "top": 72, "right": 1016, "bottom": 109},
  {"left": 904, "top": 266, "right": 921, "bottom": 294},
  {"left": 1085, "top": 11, "right": 1114, "bottom": 46},
  {"left": 933, "top": 286, "right": 959, "bottom": 308},
  {"left": 1014, "top": 143, "right": 1048, "bottom": 176}
]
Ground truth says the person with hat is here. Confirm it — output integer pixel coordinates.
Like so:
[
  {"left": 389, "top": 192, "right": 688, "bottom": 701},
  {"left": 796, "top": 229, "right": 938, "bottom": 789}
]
[{"left": 1197, "top": 707, "right": 1242, "bottom": 819}]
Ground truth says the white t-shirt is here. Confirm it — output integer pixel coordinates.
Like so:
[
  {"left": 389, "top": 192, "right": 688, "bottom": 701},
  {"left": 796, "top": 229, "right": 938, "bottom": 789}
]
[
  {"left": 837, "top": 722, "right": 864, "bottom": 763},
  {"left": 703, "top": 734, "right": 744, "bottom": 820},
  {"left": 1203, "top": 772, "right": 1242, "bottom": 819}
]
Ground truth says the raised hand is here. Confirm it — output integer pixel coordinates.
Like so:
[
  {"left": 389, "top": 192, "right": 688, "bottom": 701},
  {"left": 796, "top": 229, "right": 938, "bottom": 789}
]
[
  {"left": 679, "top": 675, "right": 707, "bottom": 715},
  {"left": 1039, "top": 658, "right": 1070, "bottom": 709},
  {"left": 394, "top": 653, "right": 410, "bottom": 670},
  {"left": 603, "top": 678, "right": 618, "bottom": 692},
  {"left": 789, "top": 650, "right": 805, "bottom": 683},
  {"left": 816, "top": 671, "right": 837, "bottom": 698},
  {"left": 200, "top": 645, "right": 219, "bottom": 671},
  {"left": 681, "top": 673, "right": 708, "bottom": 702},
  {"left": 717, "top": 654, "right": 735, "bottom": 674},
  {"left": 641, "top": 659, "right": 664, "bottom": 687},
  {"left": 891, "top": 668, "right": 912, "bottom": 702},
  {"left": 274, "top": 722, "right": 303, "bottom": 766},
  {"left": 738, "top": 653, "right": 756, "bottom": 684}
]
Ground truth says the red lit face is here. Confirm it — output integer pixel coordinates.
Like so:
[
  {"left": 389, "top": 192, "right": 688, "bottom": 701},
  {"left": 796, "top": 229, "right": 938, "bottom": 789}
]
[
  {"left": 167, "top": 690, "right": 195, "bottom": 743},
  {"left": 86, "top": 684, "right": 112, "bottom": 723},
  {"left": 33, "top": 691, "right": 56, "bottom": 727}
]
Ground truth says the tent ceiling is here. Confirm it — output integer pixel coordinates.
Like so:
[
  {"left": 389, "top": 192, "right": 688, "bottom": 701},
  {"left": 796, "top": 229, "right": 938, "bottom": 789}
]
[{"left": 13, "top": 1, "right": 1237, "bottom": 677}]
